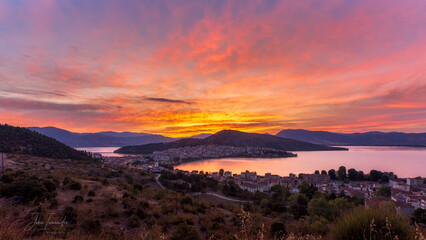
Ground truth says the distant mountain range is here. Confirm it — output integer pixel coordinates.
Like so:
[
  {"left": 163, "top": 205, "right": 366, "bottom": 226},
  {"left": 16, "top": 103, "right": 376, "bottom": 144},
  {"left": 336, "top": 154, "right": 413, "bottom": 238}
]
[
  {"left": 1, "top": 124, "right": 91, "bottom": 160},
  {"left": 276, "top": 129, "right": 426, "bottom": 146},
  {"left": 27, "top": 126, "right": 426, "bottom": 149},
  {"left": 115, "top": 130, "right": 346, "bottom": 154},
  {"left": 28, "top": 127, "right": 176, "bottom": 147},
  {"left": 28, "top": 127, "right": 214, "bottom": 148}
]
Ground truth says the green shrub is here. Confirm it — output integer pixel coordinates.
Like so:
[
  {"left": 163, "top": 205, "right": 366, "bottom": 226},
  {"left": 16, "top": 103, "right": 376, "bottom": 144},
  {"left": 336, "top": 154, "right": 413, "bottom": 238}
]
[{"left": 331, "top": 206, "right": 415, "bottom": 240}]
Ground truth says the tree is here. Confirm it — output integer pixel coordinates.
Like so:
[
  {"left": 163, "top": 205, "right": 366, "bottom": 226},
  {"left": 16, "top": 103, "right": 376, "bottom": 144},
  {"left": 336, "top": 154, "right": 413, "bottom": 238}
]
[
  {"left": 338, "top": 166, "right": 347, "bottom": 180},
  {"left": 270, "top": 221, "right": 287, "bottom": 238},
  {"left": 376, "top": 186, "right": 391, "bottom": 197},
  {"left": 329, "top": 197, "right": 355, "bottom": 218},
  {"left": 314, "top": 170, "right": 320, "bottom": 174},
  {"left": 380, "top": 174, "right": 390, "bottom": 183},
  {"left": 299, "top": 181, "right": 317, "bottom": 199},
  {"left": 357, "top": 171, "right": 365, "bottom": 181},
  {"left": 308, "top": 196, "right": 332, "bottom": 220},
  {"left": 289, "top": 193, "right": 308, "bottom": 218},
  {"left": 328, "top": 169, "right": 337, "bottom": 180},
  {"left": 369, "top": 170, "right": 382, "bottom": 182},
  {"left": 219, "top": 169, "right": 224, "bottom": 176},
  {"left": 411, "top": 208, "right": 426, "bottom": 224},
  {"left": 321, "top": 170, "right": 327, "bottom": 175},
  {"left": 347, "top": 168, "right": 358, "bottom": 181}
]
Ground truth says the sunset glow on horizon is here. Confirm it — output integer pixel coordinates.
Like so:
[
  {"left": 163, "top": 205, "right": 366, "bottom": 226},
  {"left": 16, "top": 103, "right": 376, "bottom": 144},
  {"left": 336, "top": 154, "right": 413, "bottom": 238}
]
[{"left": 1, "top": 0, "right": 426, "bottom": 137}]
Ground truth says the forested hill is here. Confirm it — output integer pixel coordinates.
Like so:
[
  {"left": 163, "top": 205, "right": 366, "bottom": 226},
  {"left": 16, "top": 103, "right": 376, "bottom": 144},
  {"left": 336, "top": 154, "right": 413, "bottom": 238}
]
[
  {"left": 116, "top": 130, "right": 347, "bottom": 154},
  {"left": 0, "top": 124, "right": 92, "bottom": 160}
]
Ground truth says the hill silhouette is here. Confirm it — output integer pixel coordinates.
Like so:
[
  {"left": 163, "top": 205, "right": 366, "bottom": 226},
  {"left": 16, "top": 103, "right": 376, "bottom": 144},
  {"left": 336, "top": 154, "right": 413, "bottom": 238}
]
[
  {"left": 276, "top": 129, "right": 426, "bottom": 146},
  {"left": 0, "top": 124, "right": 92, "bottom": 160},
  {"left": 115, "top": 130, "right": 346, "bottom": 154}
]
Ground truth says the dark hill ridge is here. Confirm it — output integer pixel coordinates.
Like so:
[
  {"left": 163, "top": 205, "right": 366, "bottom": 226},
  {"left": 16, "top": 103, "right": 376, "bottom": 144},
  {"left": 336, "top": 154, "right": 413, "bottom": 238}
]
[
  {"left": 115, "top": 130, "right": 347, "bottom": 154},
  {"left": 0, "top": 124, "right": 92, "bottom": 160},
  {"left": 276, "top": 129, "right": 426, "bottom": 146}
]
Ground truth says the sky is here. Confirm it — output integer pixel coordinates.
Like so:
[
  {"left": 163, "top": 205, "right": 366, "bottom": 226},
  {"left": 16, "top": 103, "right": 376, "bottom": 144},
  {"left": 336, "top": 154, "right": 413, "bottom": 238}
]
[{"left": 0, "top": 0, "right": 426, "bottom": 137}]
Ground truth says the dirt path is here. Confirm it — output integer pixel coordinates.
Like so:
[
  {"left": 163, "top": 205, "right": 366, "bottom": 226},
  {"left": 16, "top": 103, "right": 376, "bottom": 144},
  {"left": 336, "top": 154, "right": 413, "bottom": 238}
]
[
  {"left": 155, "top": 173, "right": 248, "bottom": 202},
  {"left": 155, "top": 174, "right": 166, "bottom": 189}
]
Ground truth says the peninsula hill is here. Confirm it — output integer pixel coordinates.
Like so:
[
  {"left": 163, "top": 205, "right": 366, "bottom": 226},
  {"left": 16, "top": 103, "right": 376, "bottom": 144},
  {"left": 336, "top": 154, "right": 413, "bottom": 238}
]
[{"left": 115, "top": 130, "right": 347, "bottom": 155}]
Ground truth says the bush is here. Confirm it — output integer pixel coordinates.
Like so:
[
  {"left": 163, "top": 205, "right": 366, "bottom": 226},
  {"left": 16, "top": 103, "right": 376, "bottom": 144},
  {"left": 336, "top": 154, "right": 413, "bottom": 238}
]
[
  {"left": 63, "top": 177, "right": 82, "bottom": 190},
  {"left": 270, "top": 221, "right": 286, "bottom": 238},
  {"left": 0, "top": 176, "right": 50, "bottom": 204},
  {"left": 87, "top": 190, "right": 96, "bottom": 197},
  {"left": 63, "top": 206, "right": 78, "bottom": 224},
  {"left": 411, "top": 208, "right": 426, "bottom": 224},
  {"left": 80, "top": 218, "right": 102, "bottom": 235},
  {"left": 171, "top": 223, "right": 201, "bottom": 240},
  {"left": 331, "top": 206, "right": 415, "bottom": 240},
  {"left": 127, "top": 214, "right": 141, "bottom": 228},
  {"left": 69, "top": 181, "right": 82, "bottom": 190},
  {"left": 72, "top": 195, "right": 84, "bottom": 203}
]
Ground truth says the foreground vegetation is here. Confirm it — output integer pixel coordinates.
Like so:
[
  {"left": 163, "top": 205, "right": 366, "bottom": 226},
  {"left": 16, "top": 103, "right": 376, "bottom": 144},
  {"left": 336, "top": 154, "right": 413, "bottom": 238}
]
[{"left": 0, "top": 153, "right": 424, "bottom": 239}]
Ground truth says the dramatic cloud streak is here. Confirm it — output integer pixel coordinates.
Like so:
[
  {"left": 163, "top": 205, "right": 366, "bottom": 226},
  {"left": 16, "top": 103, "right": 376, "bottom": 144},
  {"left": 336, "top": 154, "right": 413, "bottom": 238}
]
[{"left": 0, "top": 0, "right": 425, "bottom": 136}]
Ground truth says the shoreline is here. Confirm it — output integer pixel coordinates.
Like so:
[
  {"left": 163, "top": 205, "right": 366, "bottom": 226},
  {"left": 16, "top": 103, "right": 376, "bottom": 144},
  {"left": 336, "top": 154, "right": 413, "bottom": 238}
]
[{"left": 171, "top": 153, "right": 299, "bottom": 167}]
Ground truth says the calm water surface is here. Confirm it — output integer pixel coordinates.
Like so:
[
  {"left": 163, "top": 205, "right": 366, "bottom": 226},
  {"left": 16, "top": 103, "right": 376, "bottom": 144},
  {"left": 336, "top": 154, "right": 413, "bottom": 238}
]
[
  {"left": 77, "top": 146, "right": 426, "bottom": 177},
  {"left": 176, "top": 146, "right": 426, "bottom": 178},
  {"left": 76, "top": 147, "right": 129, "bottom": 157}
]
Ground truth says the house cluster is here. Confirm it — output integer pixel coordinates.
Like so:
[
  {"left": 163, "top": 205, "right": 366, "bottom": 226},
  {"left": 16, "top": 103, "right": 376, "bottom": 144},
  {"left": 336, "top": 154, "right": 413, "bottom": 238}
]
[
  {"left": 149, "top": 145, "right": 293, "bottom": 162},
  {"left": 364, "top": 178, "right": 426, "bottom": 216},
  {"left": 184, "top": 168, "right": 426, "bottom": 217},
  {"left": 205, "top": 170, "right": 299, "bottom": 193}
]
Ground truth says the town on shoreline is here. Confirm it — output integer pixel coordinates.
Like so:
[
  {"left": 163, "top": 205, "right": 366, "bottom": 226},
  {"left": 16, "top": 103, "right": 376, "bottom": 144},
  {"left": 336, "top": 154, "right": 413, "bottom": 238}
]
[{"left": 98, "top": 152, "right": 426, "bottom": 217}]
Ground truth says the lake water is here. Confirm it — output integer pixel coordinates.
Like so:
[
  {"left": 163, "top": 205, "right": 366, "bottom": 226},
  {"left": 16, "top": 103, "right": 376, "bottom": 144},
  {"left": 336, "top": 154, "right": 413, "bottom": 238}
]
[
  {"left": 176, "top": 146, "right": 426, "bottom": 178},
  {"left": 77, "top": 146, "right": 426, "bottom": 178},
  {"left": 76, "top": 147, "right": 129, "bottom": 157}
]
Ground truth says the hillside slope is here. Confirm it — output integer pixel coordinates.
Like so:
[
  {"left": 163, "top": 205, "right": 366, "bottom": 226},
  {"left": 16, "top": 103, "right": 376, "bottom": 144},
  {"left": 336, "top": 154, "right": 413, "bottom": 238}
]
[
  {"left": 0, "top": 124, "right": 92, "bottom": 160},
  {"left": 276, "top": 129, "right": 426, "bottom": 146},
  {"left": 115, "top": 130, "right": 346, "bottom": 154}
]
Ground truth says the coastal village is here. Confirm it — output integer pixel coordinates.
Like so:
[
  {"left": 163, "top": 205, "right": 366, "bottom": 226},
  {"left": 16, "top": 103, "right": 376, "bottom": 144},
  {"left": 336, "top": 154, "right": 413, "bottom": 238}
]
[
  {"left": 174, "top": 169, "right": 426, "bottom": 217},
  {"left": 99, "top": 152, "right": 426, "bottom": 218}
]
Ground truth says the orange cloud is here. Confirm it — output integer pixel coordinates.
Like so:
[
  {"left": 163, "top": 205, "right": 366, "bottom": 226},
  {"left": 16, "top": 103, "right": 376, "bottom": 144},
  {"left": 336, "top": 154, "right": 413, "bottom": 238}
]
[{"left": 0, "top": 0, "right": 425, "bottom": 136}]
